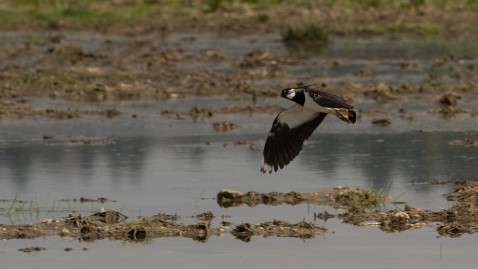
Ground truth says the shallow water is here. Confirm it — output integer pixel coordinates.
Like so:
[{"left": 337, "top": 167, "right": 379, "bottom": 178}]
[
  {"left": 1, "top": 32, "right": 478, "bottom": 268},
  {"left": 1, "top": 95, "right": 478, "bottom": 268}
]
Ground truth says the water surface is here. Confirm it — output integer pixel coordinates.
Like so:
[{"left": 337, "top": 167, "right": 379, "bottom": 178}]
[{"left": 1, "top": 33, "right": 478, "bottom": 268}]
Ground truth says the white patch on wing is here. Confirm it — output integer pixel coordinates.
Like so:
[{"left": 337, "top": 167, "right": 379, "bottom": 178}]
[
  {"left": 261, "top": 155, "right": 272, "bottom": 173},
  {"left": 277, "top": 104, "right": 320, "bottom": 129}
]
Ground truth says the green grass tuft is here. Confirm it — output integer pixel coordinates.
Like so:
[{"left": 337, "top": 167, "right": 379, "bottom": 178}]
[
  {"left": 282, "top": 23, "right": 331, "bottom": 46},
  {"left": 334, "top": 186, "right": 389, "bottom": 209},
  {"left": 204, "top": 0, "right": 225, "bottom": 12},
  {"left": 123, "top": 217, "right": 154, "bottom": 227}
]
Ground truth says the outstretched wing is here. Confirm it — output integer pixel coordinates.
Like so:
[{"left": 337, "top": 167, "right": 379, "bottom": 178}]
[
  {"left": 261, "top": 104, "right": 327, "bottom": 173},
  {"left": 308, "top": 90, "right": 354, "bottom": 109}
]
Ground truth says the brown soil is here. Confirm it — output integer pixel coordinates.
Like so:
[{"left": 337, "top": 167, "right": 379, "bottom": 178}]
[
  {"left": 340, "top": 185, "right": 478, "bottom": 237},
  {"left": 0, "top": 100, "right": 121, "bottom": 120},
  {"left": 4, "top": 186, "right": 478, "bottom": 245},
  {"left": 218, "top": 186, "right": 478, "bottom": 238},
  {"left": 231, "top": 220, "right": 331, "bottom": 242},
  {"left": 161, "top": 105, "right": 284, "bottom": 120},
  {"left": 1, "top": 22, "right": 478, "bottom": 121},
  {"left": 217, "top": 187, "right": 389, "bottom": 209},
  {"left": 0, "top": 209, "right": 328, "bottom": 243}
]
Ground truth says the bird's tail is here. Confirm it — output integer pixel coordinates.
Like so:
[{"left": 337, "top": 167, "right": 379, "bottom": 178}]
[{"left": 335, "top": 109, "right": 356, "bottom": 124}]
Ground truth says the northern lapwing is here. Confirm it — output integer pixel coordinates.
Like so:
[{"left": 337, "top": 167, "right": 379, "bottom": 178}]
[{"left": 261, "top": 84, "right": 356, "bottom": 173}]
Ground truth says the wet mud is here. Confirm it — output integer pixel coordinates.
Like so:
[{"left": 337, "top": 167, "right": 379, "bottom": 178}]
[
  {"left": 231, "top": 220, "right": 330, "bottom": 242},
  {"left": 0, "top": 100, "right": 121, "bottom": 120},
  {"left": 2, "top": 3, "right": 478, "bottom": 256},
  {"left": 0, "top": 208, "right": 326, "bottom": 243},
  {"left": 161, "top": 105, "right": 283, "bottom": 120},
  {"left": 371, "top": 118, "right": 392, "bottom": 127},
  {"left": 436, "top": 90, "right": 478, "bottom": 118},
  {"left": 340, "top": 185, "right": 478, "bottom": 237},
  {"left": 5, "top": 185, "right": 478, "bottom": 245},
  {"left": 217, "top": 187, "right": 389, "bottom": 209},
  {"left": 1, "top": 26, "right": 478, "bottom": 122}
]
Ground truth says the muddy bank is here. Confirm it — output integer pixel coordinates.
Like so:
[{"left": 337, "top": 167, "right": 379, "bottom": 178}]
[
  {"left": 217, "top": 187, "right": 389, "bottom": 209},
  {"left": 340, "top": 185, "right": 478, "bottom": 237},
  {"left": 1, "top": 187, "right": 384, "bottom": 243},
  {"left": 4, "top": 185, "right": 478, "bottom": 245},
  {"left": 219, "top": 186, "right": 478, "bottom": 238},
  {"left": 161, "top": 104, "right": 284, "bottom": 120},
  {"left": 0, "top": 209, "right": 328, "bottom": 243},
  {"left": 0, "top": 210, "right": 222, "bottom": 243},
  {"left": 0, "top": 100, "right": 121, "bottom": 120},
  {"left": 231, "top": 220, "right": 331, "bottom": 242},
  {"left": 1, "top": 25, "right": 478, "bottom": 122}
]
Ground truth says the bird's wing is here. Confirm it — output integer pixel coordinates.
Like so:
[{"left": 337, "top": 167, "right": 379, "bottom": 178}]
[
  {"left": 307, "top": 90, "right": 354, "bottom": 109},
  {"left": 261, "top": 104, "right": 327, "bottom": 173}
]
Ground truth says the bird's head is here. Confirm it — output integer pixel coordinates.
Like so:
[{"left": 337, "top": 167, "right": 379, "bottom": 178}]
[
  {"left": 281, "top": 84, "right": 317, "bottom": 100},
  {"left": 281, "top": 88, "right": 296, "bottom": 100}
]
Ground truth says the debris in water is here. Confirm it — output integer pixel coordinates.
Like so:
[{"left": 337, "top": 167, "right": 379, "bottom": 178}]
[
  {"left": 449, "top": 138, "right": 474, "bottom": 147},
  {"left": 18, "top": 246, "right": 46, "bottom": 253},
  {"left": 213, "top": 121, "right": 238, "bottom": 132},
  {"left": 371, "top": 118, "right": 391, "bottom": 127}
]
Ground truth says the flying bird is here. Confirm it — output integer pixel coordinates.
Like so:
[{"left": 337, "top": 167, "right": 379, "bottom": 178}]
[{"left": 261, "top": 84, "right": 356, "bottom": 173}]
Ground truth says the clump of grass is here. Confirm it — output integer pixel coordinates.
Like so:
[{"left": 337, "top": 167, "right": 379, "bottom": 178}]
[
  {"left": 282, "top": 23, "right": 330, "bottom": 46},
  {"left": 351, "top": 188, "right": 385, "bottom": 205},
  {"left": 123, "top": 216, "right": 154, "bottom": 227},
  {"left": 404, "top": 110, "right": 415, "bottom": 121},
  {"left": 258, "top": 13, "right": 269, "bottom": 22},
  {"left": 204, "top": 0, "right": 226, "bottom": 12},
  {"left": 334, "top": 186, "right": 389, "bottom": 209},
  {"left": 357, "top": 0, "right": 384, "bottom": 8},
  {"left": 20, "top": 70, "right": 84, "bottom": 92}
]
